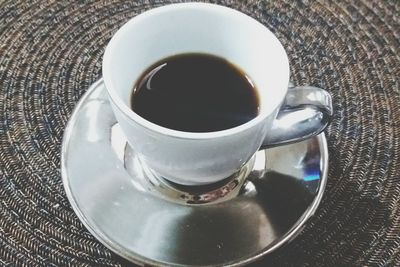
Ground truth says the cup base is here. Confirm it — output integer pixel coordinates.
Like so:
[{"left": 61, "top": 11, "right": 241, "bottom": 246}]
[{"left": 125, "top": 148, "right": 256, "bottom": 205}]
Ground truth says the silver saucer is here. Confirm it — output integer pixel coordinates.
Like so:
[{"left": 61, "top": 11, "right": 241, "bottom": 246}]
[{"left": 62, "top": 79, "right": 328, "bottom": 266}]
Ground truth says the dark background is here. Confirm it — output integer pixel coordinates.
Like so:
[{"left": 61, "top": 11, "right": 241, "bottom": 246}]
[{"left": 0, "top": 0, "right": 399, "bottom": 266}]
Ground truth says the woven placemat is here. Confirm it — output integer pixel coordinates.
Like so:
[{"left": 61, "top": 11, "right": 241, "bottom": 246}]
[{"left": 0, "top": 0, "right": 399, "bottom": 266}]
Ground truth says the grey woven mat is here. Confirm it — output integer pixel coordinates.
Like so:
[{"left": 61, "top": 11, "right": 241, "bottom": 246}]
[{"left": 1, "top": 0, "right": 399, "bottom": 266}]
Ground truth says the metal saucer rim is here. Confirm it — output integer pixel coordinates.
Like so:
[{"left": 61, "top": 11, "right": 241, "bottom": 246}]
[{"left": 61, "top": 79, "right": 328, "bottom": 267}]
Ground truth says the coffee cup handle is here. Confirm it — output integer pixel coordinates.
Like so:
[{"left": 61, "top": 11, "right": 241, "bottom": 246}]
[{"left": 260, "top": 84, "right": 333, "bottom": 149}]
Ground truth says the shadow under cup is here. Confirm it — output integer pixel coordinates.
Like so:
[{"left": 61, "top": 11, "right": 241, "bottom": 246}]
[{"left": 102, "top": 3, "right": 290, "bottom": 185}]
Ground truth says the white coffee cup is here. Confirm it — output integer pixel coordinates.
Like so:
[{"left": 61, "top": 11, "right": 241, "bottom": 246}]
[{"left": 103, "top": 3, "right": 332, "bottom": 185}]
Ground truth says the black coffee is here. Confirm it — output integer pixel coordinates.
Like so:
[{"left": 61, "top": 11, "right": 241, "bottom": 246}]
[{"left": 130, "top": 53, "right": 259, "bottom": 132}]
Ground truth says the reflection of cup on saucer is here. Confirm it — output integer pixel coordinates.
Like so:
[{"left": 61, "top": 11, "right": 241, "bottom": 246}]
[{"left": 102, "top": 3, "right": 332, "bottom": 186}]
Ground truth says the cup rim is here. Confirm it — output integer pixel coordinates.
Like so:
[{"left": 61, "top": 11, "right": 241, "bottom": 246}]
[{"left": 103, "top": 2, "right": 290, "bottom": 140}]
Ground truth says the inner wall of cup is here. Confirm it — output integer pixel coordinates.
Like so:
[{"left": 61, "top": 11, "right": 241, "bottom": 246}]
[{"left": 105, "top": 4, "right": 289, "bottom": 116}]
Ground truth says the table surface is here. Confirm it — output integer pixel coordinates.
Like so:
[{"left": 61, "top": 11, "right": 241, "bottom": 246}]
[{"left": 0, "top": 0, "right": 399, "bottom": 266}]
